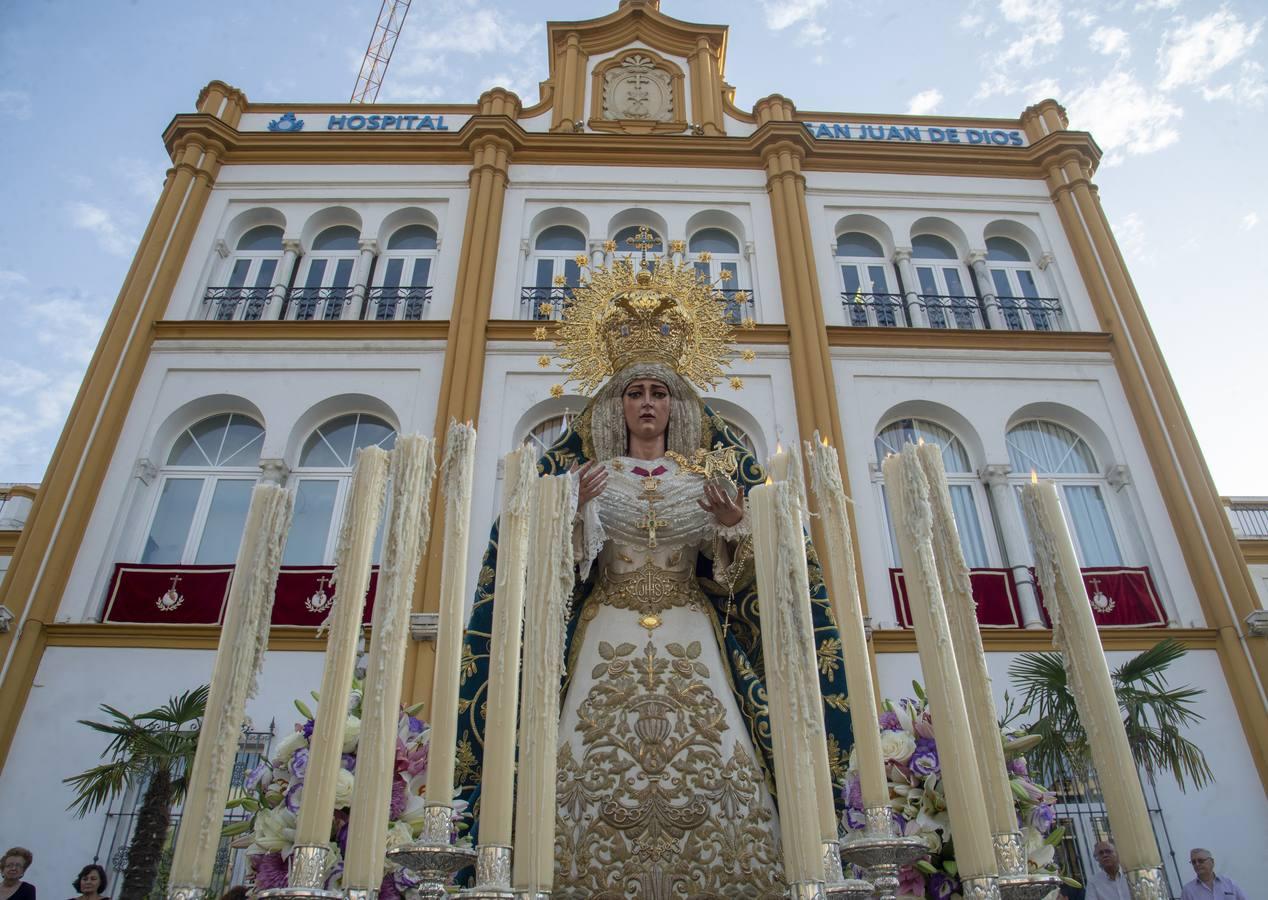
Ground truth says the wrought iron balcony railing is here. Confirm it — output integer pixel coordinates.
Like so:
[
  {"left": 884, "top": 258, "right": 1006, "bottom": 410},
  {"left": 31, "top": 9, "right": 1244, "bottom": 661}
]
[
  {"left": 202, "top": 287, "right": 272, "bottom": 321},
  {"left": 842, "top": 292, "right": 1068, "bottom": 332},
  {"left": 367, "top": 286, "right": 433, "bottom": 321},
  {"left": 521, "top": 286, "right": 756, "bottom": 324},
  {"left": 1226, "top": 500, "right": 1268, "bottom": 538},
  {"left": 285, "top": 286, "right": 356, "bottom": 321}
]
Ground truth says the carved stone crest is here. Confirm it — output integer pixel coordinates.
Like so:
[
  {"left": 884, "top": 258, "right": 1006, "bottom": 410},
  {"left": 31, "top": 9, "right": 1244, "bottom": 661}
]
[{"left": 602, "top": 54, "right": 674, "bottom": 122}]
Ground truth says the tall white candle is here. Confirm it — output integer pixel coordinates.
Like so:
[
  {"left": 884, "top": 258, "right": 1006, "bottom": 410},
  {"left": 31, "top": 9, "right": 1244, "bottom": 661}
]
[
  {"left": 805, "top": 433, "right": 888, "bottom": 810},
  {"left": 882, "top": 447, "right": 996, "bottom": 879},
  {"left": 167, "top": 484, "right": 294, "bottom": 890},
  {"left": 425, "top": 421, "right": 478, "bottom": 807},
  {"left": 479, "top": 446, "right": 536, "bottom": 847},
  {"left": 1020, "top": 479, "right": 1162, "bottom": 873},
  {"left": 294, "top": 447, "right": 390, "bottom": 846},
  {"left": 751, "top": 475, "right": 828, "bottom": 884},
  {"left": 916, "top": 442, "right": 1015, "bottom": 837},
  {"left": 344, "top": 436, "right": 437, "bottom": 891},
  {"left": 511, "top": 474, "right": 575, "bottom": 892}
]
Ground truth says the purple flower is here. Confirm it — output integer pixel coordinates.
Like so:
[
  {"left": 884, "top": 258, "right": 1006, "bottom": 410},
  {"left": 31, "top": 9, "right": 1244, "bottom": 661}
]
[
  {"left": 389, "top": 778, "right": 407, "bottom": 819},
  {"left": 302, "top": 719, "right": 315, "bottom": 740},
  {"left": 253, "top": 852, "right": 288, "bottom": 890},
  {"left": 844, "top": 807, "right": 868, "bottom": 831},
  {"left": 289, "top": 748, "right": 309, "bottom": 779},
  {"left": 378, "top": 872, "right": 403, "bottom": 900},
  {"left": 910, "top": 738, "right": 939, "bottom": 777},
  {"left": 893, "top": 812, "right": 908, "bottom": 834},
  {"left": 341, "top": 753, "right": 357, "bottom": 772},
  {"left": 1030, "top": 802, "right": 1057, "bottom": 834},
  {"left": 878, "top": 710, "right": 903, "bottom": 731},
  {"left": 929, "top": 872, "right": 959, "bottom": 900},
  {"left": 284, "top": 781, "right": 304, "bottom": 813},
  {"left": 244, "top": 761, "right": 272, "bottom": 791},
  {"left": 897, "top": 866, "right": 925, "bottom": 897},
  {"left": 323, "top": 862, "right": 343, "bottom": 891},
  {"left": 842, "top": 774, "right": 864, "bottom": 811},
  {"left": 1009, "top": 756, "right": 1028, "bottom": 776},
  {"left": 336, "top": 822, "right": 349, "bottom": 854}
]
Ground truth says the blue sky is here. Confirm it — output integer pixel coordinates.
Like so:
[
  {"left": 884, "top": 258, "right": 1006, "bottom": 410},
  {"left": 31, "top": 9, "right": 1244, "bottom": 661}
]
[{"left": 0, "top": 0, "right": 1264, "bottom": 493}]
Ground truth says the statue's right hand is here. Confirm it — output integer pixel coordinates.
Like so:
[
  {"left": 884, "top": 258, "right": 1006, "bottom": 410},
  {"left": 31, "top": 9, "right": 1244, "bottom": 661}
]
[{"left": 571, "top": 460, "right": 609, "bottom": 507}]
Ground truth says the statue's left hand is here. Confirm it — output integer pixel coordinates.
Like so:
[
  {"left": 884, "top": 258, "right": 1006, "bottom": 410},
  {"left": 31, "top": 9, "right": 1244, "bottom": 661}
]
[{"left": 698, "top": 480, "right": 744, "bottom": 527}]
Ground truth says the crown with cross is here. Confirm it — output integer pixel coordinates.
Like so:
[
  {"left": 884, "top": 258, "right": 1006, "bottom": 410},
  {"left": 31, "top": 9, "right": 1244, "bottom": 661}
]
[{"left": 536, "top": 225, "right": 756, "bottom": 395}]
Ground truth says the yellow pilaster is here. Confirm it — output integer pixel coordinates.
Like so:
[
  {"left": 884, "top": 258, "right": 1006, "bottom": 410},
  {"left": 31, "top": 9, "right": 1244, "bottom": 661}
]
[{"left": 403, "top": 92, "right": 522, "bottom": 709}]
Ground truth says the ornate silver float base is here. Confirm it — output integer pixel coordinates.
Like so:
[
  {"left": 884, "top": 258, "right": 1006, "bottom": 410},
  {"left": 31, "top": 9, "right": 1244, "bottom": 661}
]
[
  {"left": 958, "top": 875, "right": 1002, "bottom": 900},
  {"left": 257, "top": 844, "right": 344, "bottom": 900},
  {"left": 386, "top": 803, "right": 477, "bottom": 900},
  {"left": 1126, "top": 867, "right": 1166, "bottom": 900},
  {"left": 459, "top": 843, "right": 514, "bottom": 898},
  {"left": 511, "top": 893, "right": 549, "bottom": 899},
  {"left": 788, "top": 881, "right": 827, "bottom": 899},
  {"left": 822, "top": 839, "right": 874, "bottom": 899},
  {"left": 345, "top": 891, "right": 378, "bottom": 900},
  {"left": 839, "top": 807, "right": 928, "bottom": 900},
  {"left": 166, "top": 885, "right": 207, "bottom": 900},
  {"left": 997, "top": 873, "right": 1062, "bottom": 900}
]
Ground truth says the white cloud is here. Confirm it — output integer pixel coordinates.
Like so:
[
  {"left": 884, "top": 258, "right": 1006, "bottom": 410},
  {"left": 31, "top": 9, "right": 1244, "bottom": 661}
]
[
  {"left": 906, "top": 89, "right": 944, "bottom": 115},
  {"left": 973, "top": 74, "right": 1062, "bottom": 104},
  {"left": 1065, "top": 71, "right": 1182, "bottom": 164},
  {"left": 1114, "top": 212, "right": 1152, "bottom": 263},
  {"left": 761, "top": 0, "right": 829, "bottom": 31},
  {"left": 0, "top": 89, "right": 32, "bottom": 120},
  {"left": 1243, "top": 212, "right": 1261, "bottom": 230},
  {"left": 1090, "top": 26, "right": 1131, "bottom": 58},
  {"left": 1158, "top": 8, "right": 1263, "bottom": 92},
  {"left": 68, "top": 202, "right": 135, "bottom": 257},
  {"left": 113, "top": 157, "right": 164, "bottom": 202},
  {"left": 1135, "top": 0, "right": 1181, "bottom": 10},
  {"left": 997, "top": 0, "right": 1065, "bottom": 66},
  {"left": 1071, "top": 8, "right": 1098, "bottom": 28}
]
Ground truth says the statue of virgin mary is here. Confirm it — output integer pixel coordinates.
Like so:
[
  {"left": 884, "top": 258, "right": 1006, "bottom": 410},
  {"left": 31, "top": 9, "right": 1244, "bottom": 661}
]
[{"left": 452, "top": 245, "right": 855, "bottom": 898}]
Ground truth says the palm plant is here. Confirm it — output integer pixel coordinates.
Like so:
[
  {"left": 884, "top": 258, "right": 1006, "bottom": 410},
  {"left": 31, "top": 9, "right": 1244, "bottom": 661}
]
[
  {"left": 1008, "top": 639, "right": 1213, "bottom": 791},
  {"left": 64, "top": 685, "right": 209, "bottom": 900}
]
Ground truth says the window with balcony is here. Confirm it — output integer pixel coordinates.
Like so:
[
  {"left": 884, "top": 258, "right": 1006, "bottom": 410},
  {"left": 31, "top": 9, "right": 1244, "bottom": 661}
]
[
  {"left": 1007, "top": 420, "right": 1123, "bottom": 566},
  {"left": 986, "top": 237, "right": 1062, "bottom": 331},
  {"left": 911, "top": 234, "right": 981, "bottom": 329},
  {"left": 207, "top": 226, "right": 283, "bottom": 321},
  {"left": 139, "top": 414, "right": 265, "bottom": 564},
  {"left": 837, "top": 232, "right": 902, "bottom": 327},
  {"left": 524, "top": 225, "right": 586, "bottom": 320},
  {"left": 370, "top": 224, "right": 437, "bottom": 321},
  {"left": 291, "top": 226, "right": 360, "bottom": 321},
  {"left": 284, "top": 414, "right": 398, "bottom": 565},
  {"left": 875, "top": 418, "right": 992, "bottom": 566},
  {"left": 689, "top": 227, "right": 752, "bottom": 323}
]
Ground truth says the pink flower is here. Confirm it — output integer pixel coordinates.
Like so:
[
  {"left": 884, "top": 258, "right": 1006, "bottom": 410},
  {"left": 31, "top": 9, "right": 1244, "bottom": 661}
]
[
  {"left": 252, "top": 852, "right": 288, "bottom": 890},
  {"left": 389, "top": 777, "right": 407, "bottom": 819},
  {"left": 896, "top": 865, "right": 926, "bottom": 897}
]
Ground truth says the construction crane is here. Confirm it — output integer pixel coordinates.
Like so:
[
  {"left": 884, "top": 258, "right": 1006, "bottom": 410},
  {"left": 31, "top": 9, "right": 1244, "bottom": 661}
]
[{"left": 351, "top": 0, "right": 413, "bottom": 103}]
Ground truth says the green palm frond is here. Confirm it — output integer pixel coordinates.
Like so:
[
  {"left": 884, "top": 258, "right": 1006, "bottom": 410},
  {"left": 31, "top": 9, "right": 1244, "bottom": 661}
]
[
  {"left": 63, "top": 759, "right": 143, "bottom": 817},
  {"left": 1007, "top": 639, "right": 1212, "bottom": 792}
]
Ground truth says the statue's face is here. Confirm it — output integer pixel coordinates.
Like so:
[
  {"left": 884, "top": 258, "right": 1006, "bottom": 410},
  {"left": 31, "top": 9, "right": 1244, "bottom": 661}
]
[{"left": 623, "top": 378, "right": 671, "bottom": 444}]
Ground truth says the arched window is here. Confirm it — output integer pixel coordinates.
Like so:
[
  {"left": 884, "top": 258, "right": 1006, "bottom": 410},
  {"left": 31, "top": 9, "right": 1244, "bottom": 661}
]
[
  {"left": 210, "top": 226, "right": 283, "bottom": 321},
  {"left": 525, "top": 413, "right": 573, "bottom": 454},
  {"left": 836, "top": 232, "right": 901, "bottom": 327},
  {"left": 140, "top": 414, "right": 265, "bottom": 564},
  {"left": 689, "top": 228, "right": 750, "bottom": 323},
  {"left": 285, "top": 414, "right": 398, "bottom": 565},
  {"left": 371, "top": 224, "right": 437, "bottom": 321},
  {"left": 986, "top": 237, "right": 1057, "bottom": 331},
  {"left": 1007, "top": 420, "right": 1122, "bottom": 566},
  {"left": 526, "top": 226, "right": 586, "bottom": 321},
  {"left": 613, "top": 225, "right": 664, "bottom": 254},
  {"left": 875, "top": 418, "right": 992, "bottom": 566},
  {"left": 292, "top": 225, "right": 361, "bottom": 321},
  {"left": 912, "top": 234, "right": 978, "bottom": 329}
]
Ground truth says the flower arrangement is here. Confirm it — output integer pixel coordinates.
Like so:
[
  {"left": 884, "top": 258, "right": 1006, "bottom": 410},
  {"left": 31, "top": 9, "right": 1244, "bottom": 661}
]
[
  {"left": 227, "top": 679, "right": 466, "bottom": 898},
  {"left": 841, "top": 683, "right": 1065, "bottom": 899}
]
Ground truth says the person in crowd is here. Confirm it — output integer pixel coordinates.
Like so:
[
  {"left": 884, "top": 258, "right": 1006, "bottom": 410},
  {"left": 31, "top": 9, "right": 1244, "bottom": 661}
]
[
  {"left": 68, "top": 865, "right": 107, "bottom": 900},
  {"left": 1086, "top": 840, "right": 1130, "bottom": 900},
  {"left": 1182, "top": 848, "right": 1249, "bottom": 900},
  {"left": 0, "top": 848, "right": 35, "bottom": 900},
  {"left": 217, "top": 888, "right": 247, "bottom": 900}
]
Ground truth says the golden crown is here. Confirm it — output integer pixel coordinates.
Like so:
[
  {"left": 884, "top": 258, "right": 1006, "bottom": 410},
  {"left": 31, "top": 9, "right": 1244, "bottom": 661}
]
[{"left": 536, "top": 226, "right": 755, "bottom": 395}]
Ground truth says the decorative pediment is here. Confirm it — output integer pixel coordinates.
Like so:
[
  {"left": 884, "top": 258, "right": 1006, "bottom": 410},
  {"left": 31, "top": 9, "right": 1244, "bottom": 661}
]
[{"left": 590, "top": 48, "right": 687, "bottom": 135}]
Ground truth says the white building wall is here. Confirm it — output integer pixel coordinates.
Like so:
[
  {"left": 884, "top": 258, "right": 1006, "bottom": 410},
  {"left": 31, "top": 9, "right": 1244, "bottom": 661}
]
[{"left": 0, "top": 646, "right": 324, "bottom": 899}]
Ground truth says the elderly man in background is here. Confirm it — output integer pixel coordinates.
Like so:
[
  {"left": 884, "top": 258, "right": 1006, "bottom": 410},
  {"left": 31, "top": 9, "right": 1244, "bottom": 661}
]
[
  {"left": 1182, "top": 848, "right": 1248, "bottom": 900},
  {"left": 1086, "top": 840, "right": 1130, "bottom": 900}
]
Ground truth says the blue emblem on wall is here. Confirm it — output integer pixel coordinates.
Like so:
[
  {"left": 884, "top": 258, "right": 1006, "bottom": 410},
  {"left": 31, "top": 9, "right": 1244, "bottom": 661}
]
[{"left": 267, "top": 112, "right": 305, "bottom": 133}]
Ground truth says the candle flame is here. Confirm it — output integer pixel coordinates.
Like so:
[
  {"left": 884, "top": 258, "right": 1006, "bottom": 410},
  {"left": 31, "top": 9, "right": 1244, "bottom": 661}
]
[
  {"left": 1030, "top": 469, "right": 1038, "bottom": 484},
  {"left": 776, "top": 441, "right": 783, "bottom": 453},
  {"left": 821, "top": 435, "right": 830, "bottom": 446},
  {"left": 917, "top": 436, "right": 925, "bottom": 445},
  {"left": 765, "top": 476, "right": 773, "bottom": 485}
]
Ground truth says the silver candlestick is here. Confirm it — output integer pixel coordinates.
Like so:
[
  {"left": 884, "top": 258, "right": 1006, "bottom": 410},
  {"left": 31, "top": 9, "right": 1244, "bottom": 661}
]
[
  {"left": 838, "top": 807, "right": 928, "bottom": 900},
  {"left": 788, "top": 881, "right": 827, "bottom": 899},
  {"left": 993, "top": 831, "right": 1062, "bottom": 900},
  {"left": 1126, "top": 867, "right": 1166, "bottom": 900},
  {"left": 459, "top": 843, "right": 514, "bottom": 898},
  {"left": 385, "top": 802, "right": 477, "bottom": 900},
  {"left": 165, "top": 887, "right": 207, "bottom": 900},
  {"left": 257, "top": 843, "right": 345, "bottom": 900},
  {"left": 822, "top": 839, "right": 874, "bottom": 899}
]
